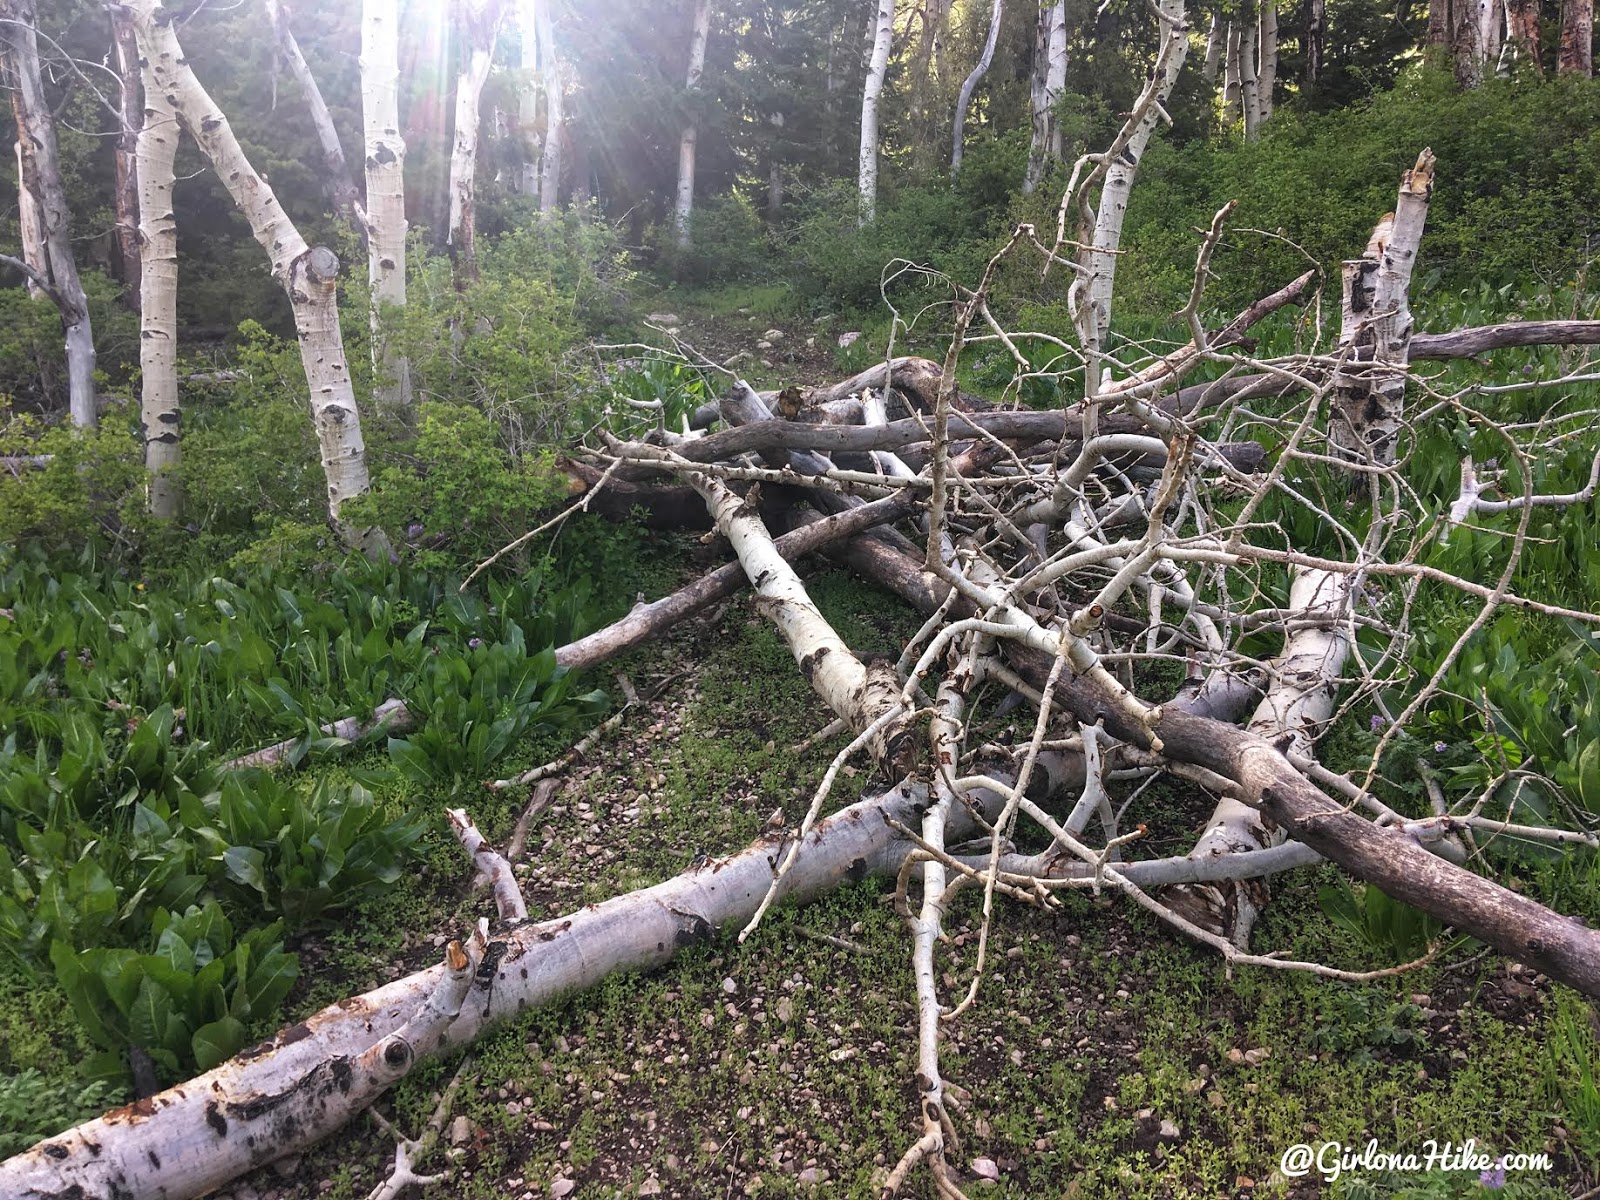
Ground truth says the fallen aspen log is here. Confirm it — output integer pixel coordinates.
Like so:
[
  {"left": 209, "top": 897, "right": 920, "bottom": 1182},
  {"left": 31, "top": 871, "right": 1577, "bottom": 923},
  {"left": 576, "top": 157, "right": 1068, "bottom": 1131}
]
[
  {"left": 0, "top": 772, "right": 1037, "bottom": 1200},
  {"left": 819, "top": 528, "right": 1600, "bottom": 998}
]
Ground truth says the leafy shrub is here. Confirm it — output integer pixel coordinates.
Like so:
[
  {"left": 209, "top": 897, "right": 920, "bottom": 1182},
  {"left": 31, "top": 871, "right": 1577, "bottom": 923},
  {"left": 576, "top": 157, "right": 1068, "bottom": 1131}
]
[
  {"left": 50, "top": 901, "right": 298, "bottom": 1083},
  {"left": 659, "top": 192, "right": 776, "bottom": 286},
  {"left": 0, "top": 412, "right": 143, "bottom": 559},
  {"left": 200, "top": 772, "right": 425, "bottom": 927},
  {"left": 0, "top": 1069, "right": 124, "bottom": 1157},
  {"left": 174, "top": 321, "right": 327, "bottom": 546},
  {"left": 1122, "top": 72, "right": 1600, "bottom": 313},
  {"left": 389, "top": 629, "right": 607, "bottom": 791},
  {"left": 349, "top": 402, "right": 570, "bottom": 570},
  {"left": 394, "top": 243, "right": 587, "bottom": 448},
  {"left": 785, "top": 180, "right": 1002, "bottom": 313},
  {"left": 1318, "top": 876, "right": 1444, "bottom": 963}
]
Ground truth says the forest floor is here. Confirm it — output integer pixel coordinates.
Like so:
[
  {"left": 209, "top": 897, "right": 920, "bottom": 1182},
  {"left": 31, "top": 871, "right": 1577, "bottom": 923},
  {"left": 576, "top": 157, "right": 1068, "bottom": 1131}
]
[{"left": 131, "top": 564, "right": 1590, "bottom": 1200}]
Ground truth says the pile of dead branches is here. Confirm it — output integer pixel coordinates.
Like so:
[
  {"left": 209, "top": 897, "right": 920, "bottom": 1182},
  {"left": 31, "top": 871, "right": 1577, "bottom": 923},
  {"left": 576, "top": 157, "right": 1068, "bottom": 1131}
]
[{"left": 9, "top": 44, "right": 1600, "bottom": 1200}]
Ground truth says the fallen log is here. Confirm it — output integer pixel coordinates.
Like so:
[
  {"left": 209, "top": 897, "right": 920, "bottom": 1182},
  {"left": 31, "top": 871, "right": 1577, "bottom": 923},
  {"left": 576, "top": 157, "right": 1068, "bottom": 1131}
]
[
  {"left": 555, "top": 490, "right": 916, "bottom": 673},
  {"left": 0, "top": 770, "right": 1036, "bottom": 1200},
  {"left": 1407, "top": 319, "right": 1600, "bottom": 360},
  {"left": 824, "top": 531, "right": 1600, "bottom": 998}
]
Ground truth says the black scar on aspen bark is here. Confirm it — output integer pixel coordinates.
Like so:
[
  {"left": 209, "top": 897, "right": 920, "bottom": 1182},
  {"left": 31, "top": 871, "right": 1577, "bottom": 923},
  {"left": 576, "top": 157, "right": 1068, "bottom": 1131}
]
[
  {"left": 799, "top": 645, "right": 830, "bottom": 683},
  {"left": 204, "top": 1101, "right": 227, "bottom": 1136}
]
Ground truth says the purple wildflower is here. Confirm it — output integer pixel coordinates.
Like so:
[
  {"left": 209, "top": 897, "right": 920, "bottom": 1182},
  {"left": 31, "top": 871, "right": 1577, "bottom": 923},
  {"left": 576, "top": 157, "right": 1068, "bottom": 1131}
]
[
  {"left": 1479, "top": 1159, "right": 1507, "bottom": 1189},
  {"left": 468, "top": 637, "right": 484, "bottom": 650},
  {"left": 1369, "top": 714, "right": 1385, "bottom": 733},
  {"left": 1434, "top": 741, "right": 1448, "bottom": 753},
  {"left": 407, "top": 523, "right": 424, "bottom": 540}
]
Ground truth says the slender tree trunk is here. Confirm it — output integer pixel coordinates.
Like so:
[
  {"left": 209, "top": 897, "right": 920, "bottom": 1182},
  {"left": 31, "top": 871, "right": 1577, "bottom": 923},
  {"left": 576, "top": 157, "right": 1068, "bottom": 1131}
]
[
  {"left": 1082, "top": 0, "right": 1189, "bottom": 349},
  {"left": 447, "top": 0, "right": 506, "bottom": 286},
  {"left": 1455, "top": 0, "right": 1486, "bottom": 83},
  {"left": 950, "top": 0, "right": 1003, "bottom": 176},
  {"left": 767, "top": 114, "right": 785, "bottom": 219},
  {"left": 111, "top": 11, "right": 142, "bottom": 310},
  {"left": 1305, "top": 0, "right": 1325, "bottom": 84},
  {"left": 516, "top": 5, "right": 539, "bottom": 193},
  {"left": 129, "top": 0, "right": 374, "bottom": 537},
  {"left": 1504, "top": 0, "right": 1542, "bottom": 71},
  {"left": 858, "top": 0, "right": 893, "bottom": 224},
  {"left": 1024, "top": 0, "right": 1067, "bottom": 194},
  {"left": 1222, "top": 21, "right": 1242, "bottom": 125},
  {"left": 673, "top": 0, "right": 712, "bottom": 248},
  {"left": 267, "top": 0, "right": 364, "bottom": 233},
  {"left": 1426, "top": 0, "right": 1454, "bottom": 68},
  {"left": 537, "top": 2, "right": 564, "bottom": 215},
  {"left": 1559, "top": 0, "right": 1593, "bottom": 73},
  {"left": 1505, "top": 0, "right": 1543, "bottom": 71},
  {"left": 1239, "top": 11, "right": 1261, "bottom": 139},
  {"left": 908, "top": 0, "right": 951, "bottom": 171},
  {"left": 12, "top": 139, "right": 43, "bottom": 298},
  {"left": 136, "top": 53, "right": 181, "bottom": 519},
  {"left": 1257, "top": 0, "right": 1278, "bottom": 123},
  {"left": 1480, "top": 0, "right": 1505, "bottom": 65},
  {"left": 2, "top": 0, "right": 98, "bottom": 428},
  {"left": 362, "top": 0, "right": 411, "bottom": 413},
  {"left": 1202, "top": 11, "right": 1224, "bottom": 83}
]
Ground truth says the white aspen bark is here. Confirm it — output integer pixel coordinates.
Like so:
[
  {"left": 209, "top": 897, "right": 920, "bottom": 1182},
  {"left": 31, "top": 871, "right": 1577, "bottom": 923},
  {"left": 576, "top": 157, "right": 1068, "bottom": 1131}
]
[
  {"left": 858, "top": 0, "right": 893, "bottom": 224},
  {"left": 1330, "top": 149, "right": 1434, "bottom": 468},
  {"left": 692, "top": 472, "right": 910, "bottom": 768},
  {"left": 13, "top": 140, "right": 43, "bottom": 298},
  {"left": 129, "top": 0, "right": 373, "bottom": 531},
  {"left": 267, "top": 0, "right": 363, "bottom": 230},
  {"left": 111, "top": 12, "right": 143, "bottom": 307},
  {"left": 1201, "top": 11, "right": 1223, "bottom": 82},
  {"left": 1239, "top": 11, "right": 1261, "bottom": 139},
  {"left": 447, "top": 0, "right": 507, "bottom": 284},
  {"left": 1081, "top": 0, "right": 1189, "bottom": 350},
  {"left": 1479, "top": 0, "right": 1504, "bottom": 66},
  {"left": 2, "top": 0, "right": 98, "bottom": 428},
  {"left": 1306, "top": 0, "right": 1326, "bottom": 83},
  {"left": 1163, "top": 569, "right": 1353, "bottom": 946},
  {"left": 949, "top": 0, "right": 1003, "bottom": 177},
  {"left": 137, "top": 65, "right": 182, "bottom": 520},
  {"left": 537, "top": 1, "right": 564, "bottom": 215},
  {"left": 1023, "top": 0, "right": 1067, "bottom": 194},
  {"left": 1257, "top": 0, "right": 1278, "bottom": 123},
  {"left": 362, "top": 0, "right": 412, "bottom": 411},
  {"left": 0, "top": 781, "right": 953, "bottom": 1200},
  {"left": 516, "top": 3, "right": 539, "bottom": 194},
  {"left": 1222, "top": 21, "right": 1242, "bottom": 126},
  {"left": 673, "top": 0, "right": 712, "bottom": 248}
]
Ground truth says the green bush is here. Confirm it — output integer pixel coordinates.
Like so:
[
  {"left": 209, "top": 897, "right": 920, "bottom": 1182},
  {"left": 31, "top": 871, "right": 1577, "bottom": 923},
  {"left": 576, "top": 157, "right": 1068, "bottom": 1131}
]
[
  {"left": 200, "top": 772, "right": 425, "bottom": 927},
  {"left": 175, "top": 322, "right": 327, "bottom": 544},
  {"left": 0, "top": 412, "right": 143, "bottom": 560},
  {"left": 1121, "top": 72, "right": 1600, "bottom": 314},
  {"left": 350, "top": 401, "right": 570, "bottom": 570},
  {"left": 658, "top": 192, "right": 776, "bottom": 287},
  {"left": 50, "top": 901, "right": 298, "bottom": 1083},
  {"left": 0, "top": 1070, "right": 124, "bottom": 1157}
]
